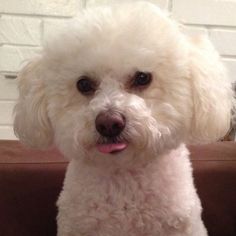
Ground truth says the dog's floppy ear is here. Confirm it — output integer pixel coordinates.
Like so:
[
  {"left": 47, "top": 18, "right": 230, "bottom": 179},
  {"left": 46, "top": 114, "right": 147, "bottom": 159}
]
[
  {"left": 187, "top": 36, "right": 234, "bottom": 144},
  {"left": 14, "top": 57, "right": 53, "bottom": 148}
]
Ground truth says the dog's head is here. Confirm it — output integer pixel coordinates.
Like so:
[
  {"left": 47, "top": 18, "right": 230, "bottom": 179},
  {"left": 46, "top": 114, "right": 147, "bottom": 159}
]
[{"left": 14, "top": 2, "right": 233, "bottom": 163}]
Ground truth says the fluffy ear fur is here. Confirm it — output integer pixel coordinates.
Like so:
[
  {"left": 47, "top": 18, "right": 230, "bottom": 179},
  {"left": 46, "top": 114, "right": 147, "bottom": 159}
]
[
  {"left": 14, "top": 57, "right": 53, "bottom": 148},
  {"left": 188, "top": 36, "right": 234, "bottom": 144}
]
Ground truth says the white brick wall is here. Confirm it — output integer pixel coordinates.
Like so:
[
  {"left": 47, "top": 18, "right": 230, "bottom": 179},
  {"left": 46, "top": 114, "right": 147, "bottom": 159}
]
[
  {"left": 0, "top": 16, "right": 41, "bottom": 45},
  {"left": 209, "top": 29, "right": 236, "bottom": 56},
  {"left": 0, "top": 0, "right": 236, "bottom": 139},
  {"left": 0, "top": 45, "right": 41, "bottom": 71},
  {"left": 0, "top": 0, "right": 83, "bottom": 16},
  {"left": 172, "top": 0, "right": 236, "bottom": 26},
  {"left": 86, "top": 0, "right": 169, "bottom": 8}
]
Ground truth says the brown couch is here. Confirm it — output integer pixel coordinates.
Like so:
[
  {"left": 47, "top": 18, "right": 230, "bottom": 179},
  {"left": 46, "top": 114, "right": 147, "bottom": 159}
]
[{"left": 0, "top": 141, "right": 235, "bottom": 236}]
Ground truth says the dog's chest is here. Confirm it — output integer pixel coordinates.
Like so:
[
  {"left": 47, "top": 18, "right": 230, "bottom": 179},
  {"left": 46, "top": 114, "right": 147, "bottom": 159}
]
[{"left": 58, "top": 158, "right": 192, "bottom": 235}]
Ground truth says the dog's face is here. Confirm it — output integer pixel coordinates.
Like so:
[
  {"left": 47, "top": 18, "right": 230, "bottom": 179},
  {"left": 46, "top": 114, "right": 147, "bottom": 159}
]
[{"left": 14, "top": 2, "right": 233, "bottom": 164}]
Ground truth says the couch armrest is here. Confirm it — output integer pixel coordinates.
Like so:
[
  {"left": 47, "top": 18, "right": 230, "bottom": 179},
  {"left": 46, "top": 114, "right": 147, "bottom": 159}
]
[
  {"left": 190, "top": 142, "right": 236, "bottom": 236},
  {"left": 0, "top": 141, "right": 67, "bottom": 236}
]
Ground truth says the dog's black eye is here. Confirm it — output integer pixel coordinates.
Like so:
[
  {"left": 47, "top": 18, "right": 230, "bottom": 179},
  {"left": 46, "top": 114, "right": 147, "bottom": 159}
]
[
  {"left": 133, "top": 71, "right": 152, "bottom": 87},
  {"left": 77, "top": 76, "right": 96, "bottom": 95}
]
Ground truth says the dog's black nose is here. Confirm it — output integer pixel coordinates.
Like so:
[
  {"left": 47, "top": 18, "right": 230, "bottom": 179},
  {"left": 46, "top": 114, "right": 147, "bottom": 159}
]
[{"left": 95, "top": 111, "right": 125, "bottom": 137}]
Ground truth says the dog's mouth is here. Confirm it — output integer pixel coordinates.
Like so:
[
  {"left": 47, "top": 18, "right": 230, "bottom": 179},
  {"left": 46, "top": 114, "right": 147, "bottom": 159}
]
[{"left": 96, "top": 137, "right": 128, "bottom": 154}]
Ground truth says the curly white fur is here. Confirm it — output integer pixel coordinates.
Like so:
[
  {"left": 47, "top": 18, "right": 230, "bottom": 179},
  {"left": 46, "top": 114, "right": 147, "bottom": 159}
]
[{"left": 14, "top": 2, "right": 234, "bottom": 236}]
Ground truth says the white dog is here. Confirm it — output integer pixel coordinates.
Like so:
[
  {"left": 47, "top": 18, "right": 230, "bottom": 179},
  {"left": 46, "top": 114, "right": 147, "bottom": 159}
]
[{"left": 14, "top": 2, "right": 234, "bottom": 236}]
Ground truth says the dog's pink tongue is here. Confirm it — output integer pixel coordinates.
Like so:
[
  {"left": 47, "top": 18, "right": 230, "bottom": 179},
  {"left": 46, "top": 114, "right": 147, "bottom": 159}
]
[{"left": 97, "top": 143, "right": 127, "bottom": 154}]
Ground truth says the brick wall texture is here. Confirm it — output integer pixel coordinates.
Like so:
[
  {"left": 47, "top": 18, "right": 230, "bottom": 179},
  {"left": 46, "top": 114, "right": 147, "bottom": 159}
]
[{"left": 0, "top": 0, "right": 236, "bottom": 139}]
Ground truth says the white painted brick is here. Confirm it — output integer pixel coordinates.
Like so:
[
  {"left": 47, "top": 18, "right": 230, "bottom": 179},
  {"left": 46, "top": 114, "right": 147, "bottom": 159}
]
[
  {"left": 0, "top": 46, "right": 41, "bottom": 72},
  {"left": 0, "top": 75, "right": 18, "bottom": 100},
  {"left": 209, "top": 29, "right": 236, "bottom": 56},
  {"left": 181, "top": 25, "right": 208, "bottom": 37},
  {"left": 86, "top": 0, "right": 168, "bottom": 9},
  {"left": 172, "top": 0, "right": 236, "bottom": 26},
  {"left": 0, "top": 0, "right": 83, "bottom": 17},
  {"left": 0, "top": 126, "right": 17, "bottom": 140},
  {"left": 0, "top": 101, "right": 15, "bottom": 125},
  {"left": 223, "top": 59, "right": 236, "bottom": 83},
  {"left": 0, "top": 16, "right": 41, "bottom": 46},
  {"left": 43, "top": 19, "right": 70, "bottom": 41}
]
